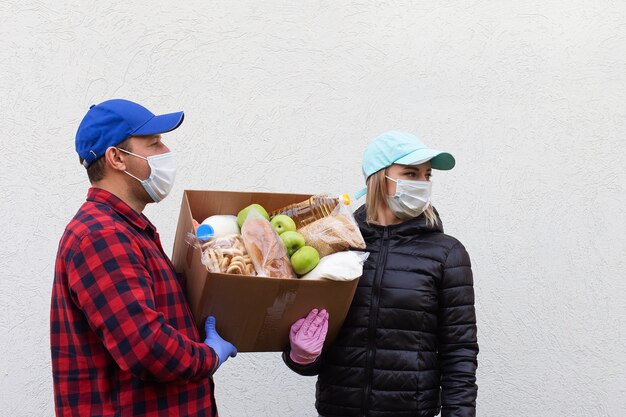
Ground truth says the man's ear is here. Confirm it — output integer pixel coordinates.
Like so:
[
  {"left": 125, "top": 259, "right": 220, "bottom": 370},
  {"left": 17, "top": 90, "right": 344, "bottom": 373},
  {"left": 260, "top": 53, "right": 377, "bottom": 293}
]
[{"left": 103, "top": 147, "right": 127, "bottom": 172}]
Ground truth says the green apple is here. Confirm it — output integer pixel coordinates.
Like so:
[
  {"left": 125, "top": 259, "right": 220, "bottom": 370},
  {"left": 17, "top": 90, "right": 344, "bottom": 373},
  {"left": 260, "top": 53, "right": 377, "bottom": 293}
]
[
  {"left": 237, "top": 203, "right": 269, "bottom": 228},
  {"left": 280, "top": 231, "right": 306, "bottom": 257},
  {"left": 270, "top": 214, "right": 296, "bottom": 235},
  {"left": 290, "top": 246, "right": 320, "bottom": 275}
]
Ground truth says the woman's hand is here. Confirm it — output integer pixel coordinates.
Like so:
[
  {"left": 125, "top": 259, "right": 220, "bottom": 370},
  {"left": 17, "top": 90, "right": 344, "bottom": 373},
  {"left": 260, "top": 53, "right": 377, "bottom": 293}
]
[{"left": 289, "top": 308, "right": 329, "bottom": 365}]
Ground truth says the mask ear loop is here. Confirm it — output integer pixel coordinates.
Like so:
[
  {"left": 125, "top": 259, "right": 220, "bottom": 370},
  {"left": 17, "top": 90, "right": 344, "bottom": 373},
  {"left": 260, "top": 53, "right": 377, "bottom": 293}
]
[
  {"left": 383, "top": 168, "right": 400, "bottom": 201},
  {"left": 117, "top": 147, "right": 148, "bottom": 161},
  {"left": 383, "top": 167, "right": 393, "bottom": 183},
  {"left": 384, "top": 166, "right": 398, "bottom": 183},
  {"left": 115, "top": 147, "right": 149, "bottom": 183}
]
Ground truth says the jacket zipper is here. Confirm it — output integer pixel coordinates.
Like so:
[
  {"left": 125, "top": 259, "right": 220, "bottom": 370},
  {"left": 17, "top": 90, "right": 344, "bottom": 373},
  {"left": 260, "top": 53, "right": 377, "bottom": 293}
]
[{"left": 362, "top": 227, "right": 390, "bottom": 416}]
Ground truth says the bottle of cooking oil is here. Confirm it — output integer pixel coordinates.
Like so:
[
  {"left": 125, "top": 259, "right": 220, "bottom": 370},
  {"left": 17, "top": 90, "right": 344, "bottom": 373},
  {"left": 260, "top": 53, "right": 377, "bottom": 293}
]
[{"left": 270, "top": 194, "right": 351, "bottom": 229}]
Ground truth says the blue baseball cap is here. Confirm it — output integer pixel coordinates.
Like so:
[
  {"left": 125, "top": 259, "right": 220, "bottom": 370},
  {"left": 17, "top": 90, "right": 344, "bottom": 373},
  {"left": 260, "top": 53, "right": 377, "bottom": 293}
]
[
  {"left": 76, "top": 99, "right": 184, "bottom": 167},
  {"left": 355, "top": 131, "right": 455, "bottom": 199}
]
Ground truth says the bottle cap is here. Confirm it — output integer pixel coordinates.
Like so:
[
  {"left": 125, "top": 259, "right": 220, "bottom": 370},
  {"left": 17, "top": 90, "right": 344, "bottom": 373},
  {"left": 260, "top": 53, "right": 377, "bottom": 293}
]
[{"left": 196, "top": 224, "right": 214, "bottom": 241}]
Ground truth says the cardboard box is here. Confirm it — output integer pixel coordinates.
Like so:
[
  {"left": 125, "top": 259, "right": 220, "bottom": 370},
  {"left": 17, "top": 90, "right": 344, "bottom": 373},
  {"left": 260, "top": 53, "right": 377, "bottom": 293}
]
[{"left": 171, "top": 190, "right": 360, "bottom": 352}]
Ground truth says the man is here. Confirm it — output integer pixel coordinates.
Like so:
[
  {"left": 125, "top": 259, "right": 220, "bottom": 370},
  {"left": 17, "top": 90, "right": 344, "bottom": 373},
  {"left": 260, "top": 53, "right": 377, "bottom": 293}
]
[{"left": 50, "top": 99, "right": 237, "bottom": 416}]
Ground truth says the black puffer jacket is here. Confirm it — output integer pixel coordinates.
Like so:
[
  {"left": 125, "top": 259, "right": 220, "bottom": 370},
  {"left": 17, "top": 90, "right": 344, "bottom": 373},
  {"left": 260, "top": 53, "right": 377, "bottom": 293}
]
[{"left": 284, "top": 206, "right": 478, "bottom": 417}]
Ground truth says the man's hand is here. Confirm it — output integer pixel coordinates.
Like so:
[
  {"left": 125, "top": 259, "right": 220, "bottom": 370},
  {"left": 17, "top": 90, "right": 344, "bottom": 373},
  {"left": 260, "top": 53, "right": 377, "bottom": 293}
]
[{"left": 204, "top": 316, "right": 237, "bottom": 371}]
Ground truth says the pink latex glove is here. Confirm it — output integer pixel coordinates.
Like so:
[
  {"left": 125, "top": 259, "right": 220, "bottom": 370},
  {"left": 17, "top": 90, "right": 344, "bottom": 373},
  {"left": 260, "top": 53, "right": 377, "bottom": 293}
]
[{"left": 289, "top": 308, "right": 329, "bottom": 365}]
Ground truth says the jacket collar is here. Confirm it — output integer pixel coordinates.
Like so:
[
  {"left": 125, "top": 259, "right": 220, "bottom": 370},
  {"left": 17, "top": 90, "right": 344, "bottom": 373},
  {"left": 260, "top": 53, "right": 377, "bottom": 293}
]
[{"left": 354, "top": 204, "right": 443, "bottom": 239}]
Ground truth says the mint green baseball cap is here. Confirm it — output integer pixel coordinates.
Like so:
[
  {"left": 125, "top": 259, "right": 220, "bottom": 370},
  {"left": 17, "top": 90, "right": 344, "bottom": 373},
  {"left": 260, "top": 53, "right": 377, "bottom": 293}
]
[{"left": 355, "top": 131, "right": 455, "bottom": 199}]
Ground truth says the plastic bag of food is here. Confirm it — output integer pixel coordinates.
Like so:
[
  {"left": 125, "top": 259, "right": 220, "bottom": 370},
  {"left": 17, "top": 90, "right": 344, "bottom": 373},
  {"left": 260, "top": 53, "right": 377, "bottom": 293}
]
[
  {"left": 297, "top": 200, "right": 366, "bottom": 258},
  {"left": 240, "top": 210, "right": 296, "bottom": 279},
  {"left": 186, "top": 231, "right": 256, "bottom": 276},
  {"left": 300, "top": 251, "right": 369, "bottom": 281},
  {"left": 270, "top": 194, "right": 350, "bottom": 229}
]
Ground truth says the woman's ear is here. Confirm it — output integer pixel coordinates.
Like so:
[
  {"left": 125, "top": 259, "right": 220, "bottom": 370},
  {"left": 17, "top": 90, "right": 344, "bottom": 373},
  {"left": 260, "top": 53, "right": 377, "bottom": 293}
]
[{"left": 384, "top": 169, "right": 396, "bottom": 196}]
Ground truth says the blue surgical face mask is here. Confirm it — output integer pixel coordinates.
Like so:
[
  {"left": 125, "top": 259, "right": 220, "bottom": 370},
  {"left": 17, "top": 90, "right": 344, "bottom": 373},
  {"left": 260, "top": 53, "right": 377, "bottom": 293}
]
[
  {"left": 385, "top": 176, "right": 432, "bottom": 219},
  {"left": 118, "top": 148, "right": 176, "bottom": 203}
]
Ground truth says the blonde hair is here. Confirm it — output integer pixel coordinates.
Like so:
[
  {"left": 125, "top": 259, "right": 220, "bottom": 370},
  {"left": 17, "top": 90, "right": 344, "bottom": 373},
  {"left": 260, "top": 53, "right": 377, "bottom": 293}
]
[{"left": 365, "top": 169, "right": 439, "bottom": 228}]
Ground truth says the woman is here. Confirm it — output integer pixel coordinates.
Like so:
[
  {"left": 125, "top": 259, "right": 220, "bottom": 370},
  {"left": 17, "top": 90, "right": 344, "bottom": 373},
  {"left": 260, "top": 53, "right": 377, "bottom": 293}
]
[{"left": 283, "top": 131, "right": 478, "bottom": 417}]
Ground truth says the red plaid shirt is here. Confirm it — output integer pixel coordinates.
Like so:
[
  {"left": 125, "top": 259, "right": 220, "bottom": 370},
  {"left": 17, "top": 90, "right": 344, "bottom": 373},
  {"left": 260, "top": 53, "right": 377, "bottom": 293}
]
[{"left": 51, "top": 188, "right": 219, "bottom": 417}]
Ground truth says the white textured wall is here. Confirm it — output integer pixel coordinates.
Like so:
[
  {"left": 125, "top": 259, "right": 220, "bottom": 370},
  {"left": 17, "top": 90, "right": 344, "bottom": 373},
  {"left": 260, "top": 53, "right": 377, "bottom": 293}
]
[{"left": 1, "top": 1, "right": 625, "bottom": 416}]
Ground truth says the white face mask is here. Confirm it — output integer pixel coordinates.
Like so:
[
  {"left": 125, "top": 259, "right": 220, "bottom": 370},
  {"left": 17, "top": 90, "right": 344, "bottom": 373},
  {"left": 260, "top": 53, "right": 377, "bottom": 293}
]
[
  {"left": 385, "top": 176, "right": 432, "bottom": 220},
  {"left": 119, "top": 148, "right": 176, "bottom": 203}
]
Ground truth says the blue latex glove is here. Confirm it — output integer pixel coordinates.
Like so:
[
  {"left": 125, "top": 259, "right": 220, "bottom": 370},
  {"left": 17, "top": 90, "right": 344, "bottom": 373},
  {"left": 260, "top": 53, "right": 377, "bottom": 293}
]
[{"left": 204, "top": 316, "right": 237, "bottom": 371}]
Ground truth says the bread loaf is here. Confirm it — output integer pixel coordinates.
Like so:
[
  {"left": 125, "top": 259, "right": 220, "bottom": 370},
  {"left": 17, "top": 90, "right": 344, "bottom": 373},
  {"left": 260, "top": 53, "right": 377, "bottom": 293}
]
[{"left": 241, "top": 218, "right": 296, "bottom": 278}]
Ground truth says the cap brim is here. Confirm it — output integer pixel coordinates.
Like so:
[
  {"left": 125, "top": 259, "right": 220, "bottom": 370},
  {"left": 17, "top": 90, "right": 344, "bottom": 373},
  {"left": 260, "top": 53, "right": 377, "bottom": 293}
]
[
  {"left": 395, "top": 148, "right": 455, "bottom": 170},
  {"left": 133, "top": 111, "right": 184, "bottom": 136}
]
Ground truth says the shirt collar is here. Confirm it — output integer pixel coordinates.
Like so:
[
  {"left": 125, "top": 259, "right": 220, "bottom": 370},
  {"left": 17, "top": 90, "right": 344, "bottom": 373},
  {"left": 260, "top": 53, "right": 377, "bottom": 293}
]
[{"left": 86, "top": 187, "right": 156, "bottom": 234}]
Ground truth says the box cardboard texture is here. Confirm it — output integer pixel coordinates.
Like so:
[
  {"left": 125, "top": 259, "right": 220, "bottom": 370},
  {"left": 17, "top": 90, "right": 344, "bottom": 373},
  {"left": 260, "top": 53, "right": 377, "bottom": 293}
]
[{"left": 172, "top": 190, "right": 360, "bottom": 352}]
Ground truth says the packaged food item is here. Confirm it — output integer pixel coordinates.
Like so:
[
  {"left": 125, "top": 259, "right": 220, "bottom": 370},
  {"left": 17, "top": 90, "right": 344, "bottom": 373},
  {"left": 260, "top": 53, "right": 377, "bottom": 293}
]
[
  {"left": 187, "top": 231, "right": 256, "bottom": 276},
  {"left": 200, "top": 215, "right": 240, "bottom": 237},
  {"left": 241, "top": 211, "right": 296, "bottom": 279},
  {"left": 300, "top": 251, "right": 369, "bottom": 281},
  {"left": 297, "top": 201, "right": 366, "bottom": 258},
  {"left": 270, "top": 194, "right": 351, "bottom": 229}
]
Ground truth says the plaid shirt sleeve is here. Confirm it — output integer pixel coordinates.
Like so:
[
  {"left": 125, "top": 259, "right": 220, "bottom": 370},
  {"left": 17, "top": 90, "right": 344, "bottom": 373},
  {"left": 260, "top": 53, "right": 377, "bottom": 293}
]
[{"left": 67, "top": 227, "right": 218, "bottom": 383}]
